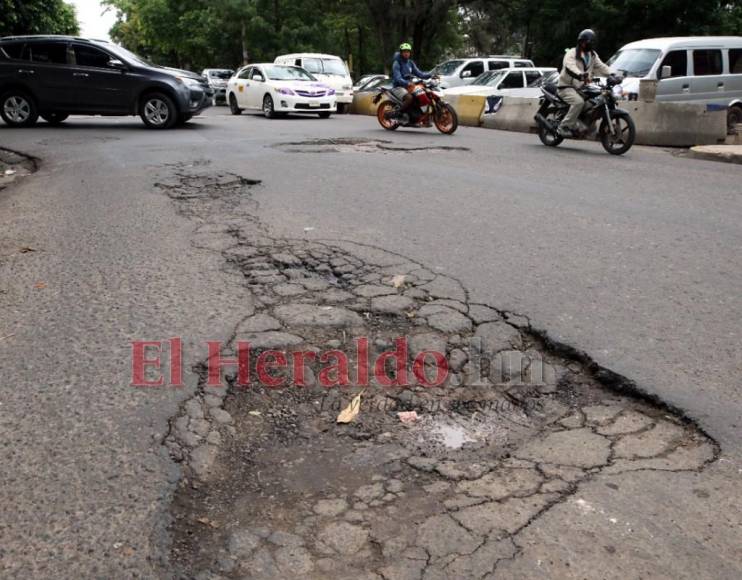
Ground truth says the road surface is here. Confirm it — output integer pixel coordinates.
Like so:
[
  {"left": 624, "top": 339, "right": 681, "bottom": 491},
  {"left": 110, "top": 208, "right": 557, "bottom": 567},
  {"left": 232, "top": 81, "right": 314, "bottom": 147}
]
[{"left": 1, "top": 108, "right": 740, "bottom": 578}]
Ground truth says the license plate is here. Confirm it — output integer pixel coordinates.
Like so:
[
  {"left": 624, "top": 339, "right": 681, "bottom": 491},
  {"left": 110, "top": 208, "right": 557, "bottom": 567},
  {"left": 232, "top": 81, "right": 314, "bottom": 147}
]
[{"left": 309, "top": 102, "right": 320, "bottom": 108}]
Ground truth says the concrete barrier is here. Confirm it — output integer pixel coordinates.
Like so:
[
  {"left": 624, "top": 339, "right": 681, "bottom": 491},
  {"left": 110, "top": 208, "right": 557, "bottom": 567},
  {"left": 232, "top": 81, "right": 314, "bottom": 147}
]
[
  {"left": 481, "top": 96, "right": 539, "bottom": 133},
  {"left": 350, "top": 92, "right": 378, "bottom": 116},
  {"left": 351, "top": 91, "right": 726, "bottom": 146},
  {"left": 350, "top": 92, "right": 487, "bottom": 127},
  {"left": 443, "top": 95, "right": 486, "bottom": 127},
  {"left": 478, "top": 97, "right": 727, "bottom": 146},
  {"left": 624, "top": 102, "right": 727, "bottom": 146}
]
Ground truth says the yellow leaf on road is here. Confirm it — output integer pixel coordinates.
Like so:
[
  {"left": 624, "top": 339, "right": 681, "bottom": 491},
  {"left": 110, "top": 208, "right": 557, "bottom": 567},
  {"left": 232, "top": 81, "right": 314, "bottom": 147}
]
[{"left": 337, "top": 392, "right": 363, "bottom": 424}]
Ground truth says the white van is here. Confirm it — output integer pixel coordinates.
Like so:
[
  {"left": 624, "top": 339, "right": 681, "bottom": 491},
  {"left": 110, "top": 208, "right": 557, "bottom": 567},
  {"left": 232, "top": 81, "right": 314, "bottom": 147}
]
[
  {"left": 274, "top": 53, "right": 353, "bottom": 112},
  {"left": 607, "top": 37, "right": 742, "bottom": 129}
]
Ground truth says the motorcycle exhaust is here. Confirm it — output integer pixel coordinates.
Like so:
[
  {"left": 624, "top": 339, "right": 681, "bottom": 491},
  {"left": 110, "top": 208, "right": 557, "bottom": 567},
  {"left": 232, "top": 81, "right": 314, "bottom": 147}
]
[{"left": 534, "top": 113, "right": 555, "bottom": 132}]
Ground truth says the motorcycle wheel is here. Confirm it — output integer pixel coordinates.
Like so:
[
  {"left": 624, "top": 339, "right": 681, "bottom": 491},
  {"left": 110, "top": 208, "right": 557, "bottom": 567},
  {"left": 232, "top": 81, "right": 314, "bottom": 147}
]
[
  {"left": 376, "top": 101, "right": 399, "bottom": 131},
  {"left": 538, "top": 112, "right": 563, "bottom": 147},
  {"left": 600, "top": 112, "right": 635, "bottom": 155},
  {"left": 433, "top": 103, "right": 458, "bottom": 135}
]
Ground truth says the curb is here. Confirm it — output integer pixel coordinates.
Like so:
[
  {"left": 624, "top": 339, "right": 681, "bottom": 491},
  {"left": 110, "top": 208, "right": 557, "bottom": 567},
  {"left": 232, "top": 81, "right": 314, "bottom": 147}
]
[{"left": 687, "top": 146, "right": 742, "bottom": 165}]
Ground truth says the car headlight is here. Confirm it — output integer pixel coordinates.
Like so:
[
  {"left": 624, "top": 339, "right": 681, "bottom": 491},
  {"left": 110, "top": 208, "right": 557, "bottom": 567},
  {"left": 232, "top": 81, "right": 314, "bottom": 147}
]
[
  {"left": 342, "top": 84, "right": 352, "bottom": 90},
  {"left": 176, "top": 76, "right": 203, "bottom": 89},
  {"left": 277, "top": 87, "right": 295, "bottom": 95},
  {"left": 328, "top": 89, "right": 336, "bottom": 95}
]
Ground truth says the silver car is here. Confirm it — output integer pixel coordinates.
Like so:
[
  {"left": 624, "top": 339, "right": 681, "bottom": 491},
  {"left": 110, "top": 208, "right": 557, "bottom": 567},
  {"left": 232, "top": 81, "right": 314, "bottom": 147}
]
[
  {"left": 201, "top": 68, "right": 234, "bottom": 105},
  {"left": 432, "top": 56, "right": 535, "bottom": 89}
]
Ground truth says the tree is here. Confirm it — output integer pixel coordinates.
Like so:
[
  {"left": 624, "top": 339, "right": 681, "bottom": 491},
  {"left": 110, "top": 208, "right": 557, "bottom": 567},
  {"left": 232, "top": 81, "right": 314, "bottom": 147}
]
[{"left": 0, "top": 0, "right": 79, "bottom": 36}]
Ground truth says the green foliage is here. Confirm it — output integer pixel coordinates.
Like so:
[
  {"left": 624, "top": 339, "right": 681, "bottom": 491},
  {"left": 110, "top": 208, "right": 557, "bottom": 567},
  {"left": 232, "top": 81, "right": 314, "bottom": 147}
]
[
  {"left": 0, "top": 0, "right": 79, "bottom": 36},
  {"left": 14, "top": 0, "right": 739, "bottom": 75},
  {"left": 102, "top": 0, "right": 462, "bottom": 74}
]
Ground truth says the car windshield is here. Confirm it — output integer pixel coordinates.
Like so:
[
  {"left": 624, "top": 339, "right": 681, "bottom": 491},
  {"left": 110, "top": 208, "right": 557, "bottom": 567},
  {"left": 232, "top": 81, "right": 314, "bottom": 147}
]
[
  {"left": 209, "top": 70, "right": 233, "bottom": 79},
  {"left": 264, "top": 65, "right": 316, "bottom": 81},
  {"left": 528, "top": 70, "right": 557, "bottom": 87},
  {"left": 100, "top": 43, "right": 153, "bottom": 67},
  {"left": 607, "top": 48, "right": 661, "bottom": 77},
  {"left": 303, "top": 58, "right": 347, "bottom": 76},
  {"left": 471, "top": 70, "right": 506, "bottom": 86},
  {"left": 433, "top": 59, "right": 465, "bottom": 75}
]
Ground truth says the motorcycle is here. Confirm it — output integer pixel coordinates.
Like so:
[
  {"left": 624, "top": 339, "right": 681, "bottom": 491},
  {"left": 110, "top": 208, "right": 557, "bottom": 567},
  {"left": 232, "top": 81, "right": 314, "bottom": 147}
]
[
  {"left": 373, "top": 78, "right": 459, "bottom": 135},
  {"left": 534, "top": 75, "right": 636, "bottom": 155}
]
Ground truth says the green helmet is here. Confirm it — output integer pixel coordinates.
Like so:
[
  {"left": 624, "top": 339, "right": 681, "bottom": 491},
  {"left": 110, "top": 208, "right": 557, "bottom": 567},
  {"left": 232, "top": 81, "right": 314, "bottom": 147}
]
[{"left": 399, "top": 43, "right": 412, "bottom": 52}]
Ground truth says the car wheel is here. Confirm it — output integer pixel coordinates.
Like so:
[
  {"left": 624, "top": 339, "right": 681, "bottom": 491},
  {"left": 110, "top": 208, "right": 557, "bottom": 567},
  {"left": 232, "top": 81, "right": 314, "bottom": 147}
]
[
  {"left": 0, "top": 90, "right": 39, "bottom": 127},
  {"left": 263, "top": 95, "right": 276, "bottom": 119},
  {"left": 337, "top": 103, "right": 349, "bottom": 114},
  {"left": 140, "top": 92, "right": 177, "bottom": 129},
  {"left": 41, "top": 113, "right": 69, "bottom": 125},
  {"left": 229, "top": 93, "right": 242, "bottom": 115},
  {"left": 318, "top": 112, "right": 331, "bottom": 119}
]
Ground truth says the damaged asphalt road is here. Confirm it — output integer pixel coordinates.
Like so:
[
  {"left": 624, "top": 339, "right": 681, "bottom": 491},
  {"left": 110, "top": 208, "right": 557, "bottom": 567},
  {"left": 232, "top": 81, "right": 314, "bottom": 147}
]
[{"left": 0, "top": 109, "right": 741, "bottom": 578}]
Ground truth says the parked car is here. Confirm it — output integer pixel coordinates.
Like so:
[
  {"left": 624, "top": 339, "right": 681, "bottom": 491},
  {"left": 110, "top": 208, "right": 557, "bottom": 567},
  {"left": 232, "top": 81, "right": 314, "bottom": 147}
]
[
  {"left": 274, "top": 53, "right": 353, "bottom": 112},
  {"left": 201, "top": 68, "right": 234, "bottom": 104},
  {"left": 607, "top": 36, "right": 742, "bottom": 130},
  {"left": 353, "top": 74, "right": 386, "bottom": 92},
  {"left": 443, "top": 67, "right": 556, "bottom": 97},
  {"left": 432, "top": 56, "right": 535, "bottom": 89},
  {"left": 355, "top": 75, "right": 391, "bottom": 93},
  {"left": 0, "top": 35, "right": 212, "bottom": 128},
  {"left": 226, "top": 63, "right": 336, "bottom": 118}
]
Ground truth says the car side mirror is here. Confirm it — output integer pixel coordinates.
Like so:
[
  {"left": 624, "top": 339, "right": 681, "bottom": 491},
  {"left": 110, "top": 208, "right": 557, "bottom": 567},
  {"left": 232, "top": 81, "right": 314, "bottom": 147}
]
[
  {"left": 461, "top": 70, "right": 472, "bottom": 78},
  {"left": 253, "top": 74, "right": 264, "bottom": 82},
  {"left": 660, "top": 65, "right": 672, "bottom": 79},
  {"left": 108, "top": 58, "right": 126, "bottom": 70}
]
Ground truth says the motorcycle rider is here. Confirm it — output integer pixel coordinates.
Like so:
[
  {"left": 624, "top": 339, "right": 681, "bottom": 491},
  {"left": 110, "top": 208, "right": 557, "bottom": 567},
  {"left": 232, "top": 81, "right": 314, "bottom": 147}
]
[
  {"left": 557, "top": 29, "right": 614, "bottom": 137},
  {"left": 391, "top": 42, "right": 433, "bottom": 123}
]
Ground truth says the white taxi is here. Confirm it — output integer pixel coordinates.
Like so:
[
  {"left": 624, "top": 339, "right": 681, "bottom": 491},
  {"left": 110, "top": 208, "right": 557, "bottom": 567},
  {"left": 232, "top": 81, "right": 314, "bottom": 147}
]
[{"left": 227, "top": 63, "right": 336, "bottom": 118}]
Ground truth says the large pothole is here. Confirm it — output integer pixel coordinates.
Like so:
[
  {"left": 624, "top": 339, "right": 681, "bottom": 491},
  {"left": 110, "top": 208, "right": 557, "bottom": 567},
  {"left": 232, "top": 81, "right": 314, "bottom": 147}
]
[{"left": 157, "top": 167, "right": 717, "bottom": 580}]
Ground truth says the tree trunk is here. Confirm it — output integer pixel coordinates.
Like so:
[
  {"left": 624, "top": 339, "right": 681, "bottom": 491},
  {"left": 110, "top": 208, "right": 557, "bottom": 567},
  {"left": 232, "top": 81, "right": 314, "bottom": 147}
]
[{"left": 241, "top": 21, "right": 249, "bottom": 65}]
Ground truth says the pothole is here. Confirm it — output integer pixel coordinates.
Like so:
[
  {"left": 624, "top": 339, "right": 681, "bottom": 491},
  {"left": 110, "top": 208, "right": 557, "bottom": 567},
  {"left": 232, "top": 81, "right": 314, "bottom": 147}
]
[
  {"left": 157, "top": 168, "right": 718, "bottom": 580},
  {"left": 273, "top": 138, "right": 470, "bottom": 154},
  {"left": 0, "top": 147, "right": 37, "bottom": 193}
]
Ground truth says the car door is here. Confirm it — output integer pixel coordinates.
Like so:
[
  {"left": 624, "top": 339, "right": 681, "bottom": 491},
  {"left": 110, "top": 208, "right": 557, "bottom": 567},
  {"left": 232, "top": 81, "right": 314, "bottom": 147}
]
[
  {"left": 690, "top": 48, "right": 725, "bottom": 104},
  {"left": 727, "top": 48, "right": 742, "bottom": 102},
  {"left": 524, "top": 70, "right": 542, "bottom": 91},
  {"left": 488, "top": 60, "right": 509, "bottom": 71},
  {"left": 247, "top": 66, "right": 266, "bottom": 108},
  {"left": 70, "top": 43, "right": 132, "bottom": 112},
  {"left": 232, "top": 66, "right": 251, "bottom": 107},
  {"left": 656, "top": 49, "right": 691, "bottom": 101},
  {"left": 460, "top": 60, "right": 485, "bottom": 84},
  {"left": 20, "top": 40, "right": 76, "bottom": 109},
  {"left": 498, "top": 70, "right": 525, "bottom": 91}
]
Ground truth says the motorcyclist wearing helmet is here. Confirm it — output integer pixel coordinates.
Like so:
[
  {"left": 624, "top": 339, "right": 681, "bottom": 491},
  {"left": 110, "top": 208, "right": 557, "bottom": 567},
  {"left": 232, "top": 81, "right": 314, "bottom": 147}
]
[
  {"left": 557, "top": 29, "right": 614, "bottom": 137},
  {"left": 391, "top": 42, "right": 433, "bottom": 122}
]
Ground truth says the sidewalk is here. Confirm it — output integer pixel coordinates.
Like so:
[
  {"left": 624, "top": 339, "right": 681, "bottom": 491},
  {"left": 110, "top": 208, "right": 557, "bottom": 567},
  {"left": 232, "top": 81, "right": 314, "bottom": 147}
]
[{"left": 688, "top": 144, "right": 742, "bottom": 164}]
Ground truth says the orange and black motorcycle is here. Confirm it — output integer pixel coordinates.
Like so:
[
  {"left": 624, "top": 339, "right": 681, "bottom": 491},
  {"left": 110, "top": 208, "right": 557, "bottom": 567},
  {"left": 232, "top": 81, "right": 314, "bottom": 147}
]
[{"left": 373, "top": 78, "right": 458, "bottom": 135}]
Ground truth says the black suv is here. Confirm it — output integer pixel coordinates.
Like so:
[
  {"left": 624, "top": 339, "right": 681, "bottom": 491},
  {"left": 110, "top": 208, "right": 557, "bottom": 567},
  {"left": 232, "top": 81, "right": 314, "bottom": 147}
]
[{"left": 0, "top": 35, "right": 212, "bottom": 129}]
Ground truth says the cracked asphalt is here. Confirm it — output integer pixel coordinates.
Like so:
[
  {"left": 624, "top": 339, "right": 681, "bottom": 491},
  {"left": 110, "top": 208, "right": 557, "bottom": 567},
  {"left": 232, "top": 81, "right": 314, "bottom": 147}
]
[{"left": 1, "top": 108, "right": 741, "bottom": 579}]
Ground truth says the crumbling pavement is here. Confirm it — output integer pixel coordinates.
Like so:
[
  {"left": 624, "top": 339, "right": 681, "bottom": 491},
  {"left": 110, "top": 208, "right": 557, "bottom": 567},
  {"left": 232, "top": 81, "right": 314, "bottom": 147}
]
[{"left": 155, "top": 166, "right": 718, "bottom": 580}]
